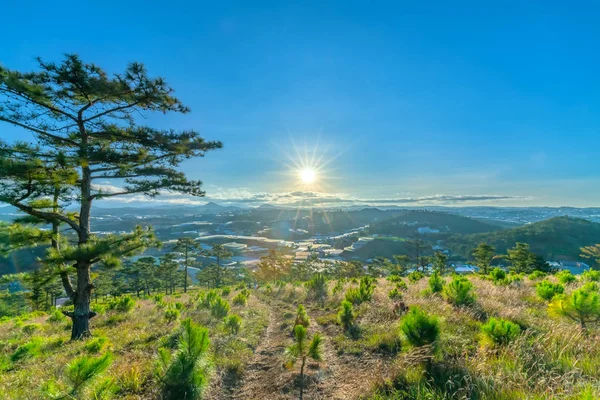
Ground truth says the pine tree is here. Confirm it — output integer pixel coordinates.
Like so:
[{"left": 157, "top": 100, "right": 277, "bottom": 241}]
[
  {"left": 472, "top": 243, "right": 495, "bottom": 274},
  {"left": 174, "top": 238, "right": 200, "bottom": 293},
  {"left": 0, "top": 55, "right": 222, "bottom": 339},
  {"left": 201, "top": 244, "right": 232, "bottom": 288}
]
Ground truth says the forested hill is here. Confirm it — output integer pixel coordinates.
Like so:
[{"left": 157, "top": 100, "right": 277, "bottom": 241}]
[
  {"left": 445, "top": 216, "right": 600, "bottom": 260},
  {"left": 369, "top": 210, "right": 505, "bottom": 236}
]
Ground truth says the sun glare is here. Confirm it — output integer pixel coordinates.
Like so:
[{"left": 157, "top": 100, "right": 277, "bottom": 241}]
[{"left": 299, "top": 168, "right": 317, "bottom": 184}]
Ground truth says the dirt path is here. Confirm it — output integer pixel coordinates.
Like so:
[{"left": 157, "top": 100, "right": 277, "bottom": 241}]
[{"left": 233, "top": 296, "right": 296, "bottom": 399}]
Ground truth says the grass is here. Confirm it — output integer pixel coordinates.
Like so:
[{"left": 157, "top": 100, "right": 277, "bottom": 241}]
[{"left": 1, "top": 275, "right": 600, "bottom": 399}]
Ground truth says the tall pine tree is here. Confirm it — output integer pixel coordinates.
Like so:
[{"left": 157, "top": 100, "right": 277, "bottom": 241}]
[{"left": 0, "top": 55, "right": 222, "bottom": 339}]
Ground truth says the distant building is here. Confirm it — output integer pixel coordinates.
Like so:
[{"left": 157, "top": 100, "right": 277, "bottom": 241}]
[{"left": 223, "top": 242, "right": 247, "bottom": 251}]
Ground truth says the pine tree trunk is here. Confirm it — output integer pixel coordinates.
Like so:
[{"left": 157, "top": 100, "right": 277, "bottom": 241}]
[
  {"left": 299, "top": 356, "right": 306, "bottom": 400},
  {"left": 68, "top": 263, "right": 96, "bottom": 340}
]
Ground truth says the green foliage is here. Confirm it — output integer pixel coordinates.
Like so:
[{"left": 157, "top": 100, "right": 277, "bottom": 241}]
[
  {"left": 400, "top": 307, "right": 440, "bottom": 347},
  {"left": 210, "top": 297, "right": 230, "bottom": 318},
  {"left": 428, "top": 272, "right": 444, "bottom": 293},
  {"left": 264, "top": 284, "right": 272, "bottom": 295},
  {"left": 85, "top": 337, "right": 109, "bottom": 354},
  {"left": 388, "top": 287, "right": 402, "bottom": 300},
  {"left": 557, "top": 270, "right": 576, "bottom": 284},
  {"left": 221, "top": 287, "right": 231, "bottom": 296},
  {"left": 443, "top": 276, "right": 476, "bottom": 306},
  {"left": 528, "top": 270, "right": 547, "bottom": 280},
  {"left": 47, "top": 310, "right": 67, "bottom": 323},
  {"left": 232, "top": 292, "right": 248, "bottom": 306},
  {"left": 294, "top": 304, "right": 310, "bottom": 328},
  {"left": 338, "top": 300, "right": 355, "bottom": 331},
  {"left": 396, "top": 280, "right": 408, "bottom": 291},
  {"left": 472, "top": 243, "right": 495, "bottom": 274},
  {"left": 153, "top": 294, "right": 164, "bottom": 303},
  {"left": 306, "top": 273, "right": 328, "bottom": 305},
  {"left": 582, "top": 269, "right": 600, "bottom": 282},
  {"left": 11, "top": 337, "right": 43, "bottom": 362},
  {"left": 67, "top": 352, "right": 113, "bottom": 395},
  {"left": 549, "top": 287, "right": 600, "bottom": 329},
  {"left": 344, "top": 276, "right": 375, "bottom": 305},
  {"left": 108, "top": 295, "right": 136, "bottom": 313},
  {"left": 481, "top": 317, "right": 521, "bottom": 345},
  {"left": 489, "top": 267, "right": 506, "bottom": 282},
  {"left": 536, "top": 280, "right": 564, "bottom": 301},
  {"left": 21, "top": 323, "right": 41, "bottom": 334},
  {"left": 200, "top": 290, "right": 219, "bottom": 308},
  {"left": 407, "top": 271, "right": 424, "bottom": 283},
  {"left": 164, "top": 308, "right": 181, "bottom": 323},
  {"left": 224, "top": 314, "right": 242, "bottom": 335},
  {"left": 285, "top": 324, "right": 324, "bottom": 398},
  {"left": 156, "top": 318, "right": 211, "bottom": 400}
]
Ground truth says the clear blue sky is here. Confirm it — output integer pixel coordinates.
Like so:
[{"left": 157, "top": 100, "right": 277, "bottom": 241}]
[{"left": 2, "top": 1, "right": 599, "bottom": 207}]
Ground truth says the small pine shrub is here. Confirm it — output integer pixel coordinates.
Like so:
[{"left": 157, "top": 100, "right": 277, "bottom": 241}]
[
  {"left": 443, "top": 277, "right": 476, "bottom": 306},
  {"left": 306, "top": 273, "right": 328, "bottom": 305},
  {"left": 294, "top": 304, "right": 310, "bottom": 328},
  {"left": 265, "top": 284, "right": 272, "bottom": 295},
  {"left": 164, "top": 308, "right": 181, "bottom": 323},
  {"left": 396, "top": 281, "right": 408, "bottom": 291},
  {"left": 332, "top": 279, "right": 344, "bottom": 295},
  {"left": 407, "top": 271, "right": 424, "bottom": 283},
  {"left": 557, "top": 270, "right": 576, "bottom": 284},
  {"left": 232, "top": 293, "right": 248, "bottom": 306},
  {"left": 108, "top": 295, "right": 136, "bottom": 313},
  {"left": 11, "top": 338, "right": 43, "bottom": 362},
  {"left": 400, "top": 307, "right": 439, "bottom": 347},
  {"left": 536, "top": 280, "right": 564, "bottom": 301},
  {"left": 388, "top": 288, "right": 402, "bottom": 300},
  {"left": 582, "top": 281, "right": 599, "bottom": 292},
  {"left": 490, "top": 267, "right": 507, "bottom": 283},
  {"left": 221, "top": 287, "right": 231, "bottom": 296},
  {"left": 153, "top": 294, "right": 164, "bottom": 303},
  {"left": 85, "top": 337, "right": 109, "bottom": 354},
  {"left": 528, "top": 270, "right": 547, "bottom": 280},
  {"left": 48, "top": 310, "right": 67, "bottom": 323},
  {"left": 22, "top": 323, "right": 41, "bottom": 335},
  {"left": 156, "top": 318, "right": 210, "bottom": 400},
  {"left": 224, "top": 314, "right": 242, "bottom": 334},
  {"left": 174, "top": 302, "right": 184, "bottom": 310},
  {"left": 481, "top": 317, "right": 521, "bottom": 345},
  {"left": 337, "top": 300, "right": 355, "bottom": 331},
  {"left": 344, "top": 277, "right": 375, "bottom": 304},
  {"left": 549, "top": 287, "right": 600, "bottom": 330},
  {"left": 428, "top": 272, "right": 444, "bottom": 293},
  {"left": 210, "top": 297, "right": 230, "bottom": 318},
  {"left": 344, "top": 288, "right": 362, "bottom": 304},
  {"left": 387, "top": 274, "right": 403, "bottom": 283},
  {"left": 67, "top": 352, "right": 113, "bottom": 395},
  {"left": 582, "top": 269, "right": 600, "bottom": 282}
]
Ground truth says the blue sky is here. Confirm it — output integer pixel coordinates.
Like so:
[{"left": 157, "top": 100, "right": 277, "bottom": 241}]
[{"left": 2, "top": 1, "right": 599, "bottom": 207}]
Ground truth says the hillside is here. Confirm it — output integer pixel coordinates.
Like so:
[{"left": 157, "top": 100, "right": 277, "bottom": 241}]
[
  {"left": 369, "top": 210, "right": 504, "bottom": 237},
  {"left": 445, "top": 216, "right": 600, "bottom": 260},
  {"left": 2, "top": 276, "right": 600, "bottom": 399}
]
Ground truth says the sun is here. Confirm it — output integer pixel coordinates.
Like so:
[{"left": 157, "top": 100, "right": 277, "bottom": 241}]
[{"left": 299, "top": 168, "right": 317, "bottom": 184}]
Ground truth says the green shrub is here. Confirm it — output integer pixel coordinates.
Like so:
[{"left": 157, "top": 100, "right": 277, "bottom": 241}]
[
  {"left": 221, "top": 287, "right": 231, "bottom": 296},
  {"left": 400, "top": 307, "right": 439, "bottom": 347},
  {"left": 85, "top": 336, "right": 109, "bottom": 354},
  {"left": 67, "top": 352, "right": 113, "bottom": 396},
  {"left": 396, "top": 281, "right": 408, "bottom": 291},
  {"left": 489, "top": 267, "right": 507, "bottom": 282},
  {"left": 481, "top": 317, "right": 521, "bottom": 345},
  {"left": 582, "top": 281, "right": 599, "bottom": 292},
  {"left": 153, "top": 294, "right": 164, "bottom": 303},
  {"left": 338, "top": 300, "right": 355, "bottom": 331},
  {"left": 11, "top": 338, "right": 43, "bottom": 362},
  {"left": 367, "top": 331, "right": 402, "bottom": 355},
  {"left": 332, "top": 280, "right": 344, "bottom": 295},
  {"left": 264, "top": 284, "right": 272, "bottom": 295},
  {"left": 22, "top": 323, "right": 41, "bottom": 335},
  {"left": 388, "top": 288, "right": 402, "bottom": 300},
  {"left": 156, "top": 318, "right": 210, "bottom": 400},
  {"left": 199, "top": 290, "right": 219, "bottom": 308},
  {"left": 387, "top": 274, "right": 403, "bottom": 283},
  {"left": 407, "top": 271, "right": 424, "bottom": 283},
  {"left": 428, "top": 272, "right": 444, "bottom": 293},
  {"left": 528, "top": 270, "right": 547, "bottom": 280},
  {"left": 210, "top": 297, "right": 230, "bottom": 318},
  {"left": 536, "top": 280, "right": 564, "bottom": 301},
  {"left": 306, "top": 273, "right": 328, "bottom": 305},
  {"left": 174, "top": 302, "right": 184, "bottom": 310},
  {"left": 232, "top": 293, "right": 248, "bottom": 306},
  {"left": 108, "top": 295, "right": 136, "bottom": 313},
  {"left": 344, "top": 277, "right": 374, "bottom": 305},
  {"left": 164, "top": 308, "right": 180, "bottom": 323},
  {"left": 443, "top": 277, "right": 475, "bottom": 306},
  {"left": 557, "top": 270, "right": 576, "bottom": 284},
  {"left": 224, "top": 314, "right": 242, "bottom": 334},
  {"left": 47, "top": 310, "right": 67, "bottom": 323},
  {"left": 583, "top": 269, "right": 600, "bottom": 282},
  {"left": 294, "top": 304, "right": 310, "bottom": 328},
  {"left": 550, "top": 287, "right": 600, "bottom": 330}
]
